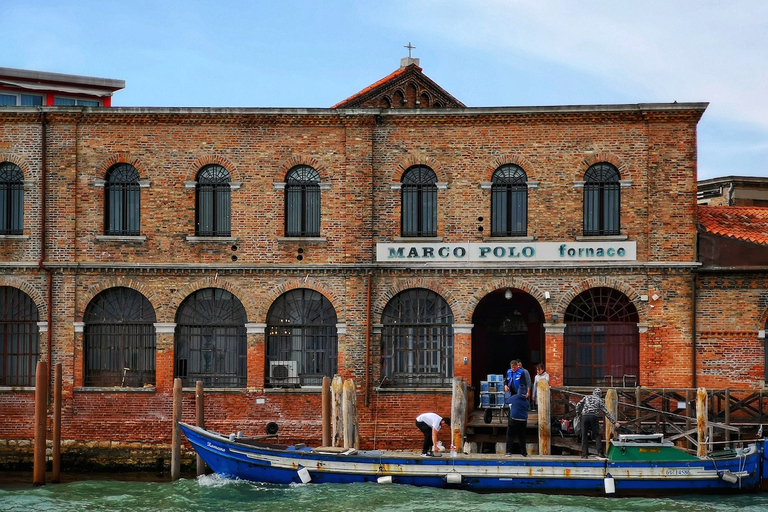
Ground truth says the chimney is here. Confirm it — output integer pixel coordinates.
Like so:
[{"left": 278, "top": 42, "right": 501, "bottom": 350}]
[{"left": 400, "top": 57, "right": 420, "bottom": 68}]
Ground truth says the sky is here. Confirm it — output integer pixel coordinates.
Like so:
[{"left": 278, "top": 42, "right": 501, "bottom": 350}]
[{"left": 3, "top": 0, "right": 767, "bottom": 181}]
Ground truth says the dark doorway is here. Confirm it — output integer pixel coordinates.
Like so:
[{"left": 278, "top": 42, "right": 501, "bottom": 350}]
[{"left": 471, "top": 289, "right": 544, "bottom": 405}]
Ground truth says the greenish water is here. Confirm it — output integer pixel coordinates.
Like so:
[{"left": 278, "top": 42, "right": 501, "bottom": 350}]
[{"left": 1, "top": 473, "right": 766, "bottom": 512}]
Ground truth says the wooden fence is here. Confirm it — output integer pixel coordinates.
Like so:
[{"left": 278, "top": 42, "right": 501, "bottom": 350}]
[{"left": 549, "top": 387, "right": 766, "bottom": 451}]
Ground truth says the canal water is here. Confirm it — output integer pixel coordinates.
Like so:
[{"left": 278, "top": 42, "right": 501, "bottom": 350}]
[{"left": 1, "top": 472, "right": 766, "bottom": 512}]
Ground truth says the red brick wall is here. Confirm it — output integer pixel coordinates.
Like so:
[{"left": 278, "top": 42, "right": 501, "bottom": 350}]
[
  {"left": 696, "top": 273, "right": 768, "bottom": 388},
  {"left": 5, "top": 103, "right": 755, "bottom": 467}
]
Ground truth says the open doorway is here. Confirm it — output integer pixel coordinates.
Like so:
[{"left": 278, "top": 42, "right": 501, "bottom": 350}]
[{"left": 471, "top": 288, "right": 544, "bottom": 407}]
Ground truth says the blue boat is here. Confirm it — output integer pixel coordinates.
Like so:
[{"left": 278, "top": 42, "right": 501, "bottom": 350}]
[{"left": 179, "top": 422, "right": 766, "bottom": 495}]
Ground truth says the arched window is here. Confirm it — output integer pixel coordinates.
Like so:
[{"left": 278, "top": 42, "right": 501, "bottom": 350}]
[
  {"left": 83, "top": 287, "right": 156, "bottom": 387},
  {"left": 491, "top": 164, "right": 528, "bottom": 237},
  {"left": 285, "top": 165, "right": 320, "bottom": 237},
  {"left": 0, "top": 162, "right": 24, "bottom": 235},
  {"left": 266, "top": 288, "right": 338, "bottom": 387},
  {"left": 196, "top": 164, "right": 231, "bottom": 236},
  {"left": 394, "top": 90, "right": 406, "bottom": 107},
  {"left": 174, "top": 288, "right": 247, "bottom": 388},
  {"left": 563, "top": 287, "right": 639, "bottom": 386},
  {"left": 105, "top": 163, "right": 140, "bottom": 236},
  {"left": 401, "top": 166, "right": 437, "bottom": 237},
  {"left": 583, "top": 163, "right": 620, "bottom": 236},
  {"left": 381, "top": 288, "right": 454, "bottom": 387},
  {"left": 0, "top": 287, "right": 39, "bottom": 386}
]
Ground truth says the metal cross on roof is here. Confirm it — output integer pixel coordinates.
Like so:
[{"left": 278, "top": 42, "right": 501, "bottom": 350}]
[{"left": 404, "top": 42, "right": 416, "bottom": 58}]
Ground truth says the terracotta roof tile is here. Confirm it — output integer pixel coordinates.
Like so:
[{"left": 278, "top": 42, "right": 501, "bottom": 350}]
[{"left": 698, "top": 206, "right": 768, "bottom": 246}]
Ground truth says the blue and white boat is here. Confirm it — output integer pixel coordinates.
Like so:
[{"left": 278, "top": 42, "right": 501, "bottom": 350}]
[{"left": 179, "top": 422, "right": 766, "bottom": 495}]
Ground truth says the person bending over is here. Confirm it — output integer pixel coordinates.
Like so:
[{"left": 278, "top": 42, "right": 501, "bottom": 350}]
[{"left": 415, "top": 412, "right": 450, "bottom": 457}]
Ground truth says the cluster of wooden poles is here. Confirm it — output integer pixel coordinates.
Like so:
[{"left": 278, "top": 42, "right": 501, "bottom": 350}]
[{"left": 168, "top": 375, "right": 359, "bottom": 480}]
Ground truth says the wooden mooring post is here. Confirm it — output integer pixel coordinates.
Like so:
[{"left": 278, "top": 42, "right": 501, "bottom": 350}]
[
  {"left": 171, "top": 378, "right": 182, "bottom": 480},
  {"left": 331, "top": 375, "right": 343, "bottom": 447},
  {"left": 605, "top": 388, "right": 618, "bottom": 454},
  {"left": 342, "top": 378, "right": 358, "bottom": 449},
  {"left": 33, "top": 360, "right": 48, "bottom": 486},
  {"left": 451, "top": 377, "right": 467, "bottom": 452},
  {"left": 196, "top": 381, "right": 205, "bottom": 476},
  {"left": 330, "top": 376, "right": 359, "bottom": 449},
  {"left": 696, "top": 387, "right": 708, "bottom": 457},
  {"left": 537, "top": 380, "right": 551, "bottom": 455},
  {"left": 724, "top": 387, "right": 731, "bottom": 448},
  {"left": 321, "top": 376, "right": 331, "bottom": 447},
  {"left": 52, "top": 363, "right": 62, "bottom": 483}
]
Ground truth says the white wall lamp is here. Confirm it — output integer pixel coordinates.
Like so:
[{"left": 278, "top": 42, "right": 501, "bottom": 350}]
[
  {"left": 504, "top": 288, "right": 513, "bottom": 300},
  {"left": 544, "top": 291, "right": 551, "bottom": 300}
]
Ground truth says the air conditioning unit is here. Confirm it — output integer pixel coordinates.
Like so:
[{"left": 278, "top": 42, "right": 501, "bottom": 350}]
[{"left": 269, "top": 360, "right": 298, "bottom": 381}]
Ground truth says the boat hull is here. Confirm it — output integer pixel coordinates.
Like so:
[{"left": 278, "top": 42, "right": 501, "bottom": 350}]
[{"left": 179, "top": 422, "right": 764, "bottom": 495}]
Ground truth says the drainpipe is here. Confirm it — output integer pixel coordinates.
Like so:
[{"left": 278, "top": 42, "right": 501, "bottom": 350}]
[
  {"left": 364, "top": 114, "right": 378, "bottom": 408},
  {"left": 692, "top": 281, "right": 697, "bottom": 388},
  {"left": 364, "top": 272, "right": 372, "bottom": 407},
  {"left": 692, "top": 257, "right": 698, "bottom": 389},
  {"left": 38, "top": 111, "right": 53, "bottom": 382}
]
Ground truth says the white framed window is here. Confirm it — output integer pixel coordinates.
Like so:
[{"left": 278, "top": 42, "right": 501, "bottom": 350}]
[
  {"left": 0, "top": 93, "right": 44, "bottom": 106},
  {"left": 54, "top": 97, "right": 100, "bottom": 107}
]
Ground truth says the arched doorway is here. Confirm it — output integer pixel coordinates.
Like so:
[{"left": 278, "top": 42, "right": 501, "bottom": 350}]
[
  {"left": 563, "top": 287, "right": 639, "bottom": 386},
  {"left": 471, "top": 289, "right": 544, "bottom": 397}
]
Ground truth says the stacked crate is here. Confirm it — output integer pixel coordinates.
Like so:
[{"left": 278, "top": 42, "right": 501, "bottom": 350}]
[{"left": 479, "top": 374, "right": 505, "bottom": 408}]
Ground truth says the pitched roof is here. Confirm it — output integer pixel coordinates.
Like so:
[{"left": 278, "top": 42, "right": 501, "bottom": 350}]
[
  {"left": 332, "top": 62, "right": 465, "bottom": 109},
  {"left": 698, "top": 206, "right": 768, "bottom": 246}
]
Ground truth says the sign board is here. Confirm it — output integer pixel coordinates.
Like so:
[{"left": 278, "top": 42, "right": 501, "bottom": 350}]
[{"left": 376, "top": 242, "right": 636, "bottom": 263}]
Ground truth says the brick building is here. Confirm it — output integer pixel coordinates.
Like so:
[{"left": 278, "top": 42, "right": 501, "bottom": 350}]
[
  {"left": 698, "top": 176, "right": 768, "bottom": 207},
  {"left": 1, "top": 58, "right": 765, "bottom": 465}
]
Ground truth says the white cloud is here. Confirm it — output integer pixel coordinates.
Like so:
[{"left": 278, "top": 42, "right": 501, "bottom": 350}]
[{"left": 402, "top": 1, "right": 768, "bottom": 128}]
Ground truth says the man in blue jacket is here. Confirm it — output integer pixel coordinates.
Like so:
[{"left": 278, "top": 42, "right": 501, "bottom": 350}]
[{"left": 504, "top": 380, "right": 529, "bottom": 456}]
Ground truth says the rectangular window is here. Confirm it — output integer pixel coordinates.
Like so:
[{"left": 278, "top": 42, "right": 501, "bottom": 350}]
[
  {"left": 0, "top": 180, "right": 23, "bottom": 235},
  {"left": 382, "top": 324, "right": 453, "bottom": 387},
  {"left": 106, "top": 183, "right": 140, "bottom": 236},
  {"left": 176, "top": 325, "right": 246, "bottom": 388},
  {"left": 1, "top": 322, "right": 40, "bottom": 386},
  {"left": 215, "top": 185, "right": 231, "bottom": 235},
  {"left": 402, "top": 186, "right": 437, "bottom": 237},
  {"left": 1, "top": 93, "right": 44, "bottom": 106},
  {"left": 491, "top": 185, "right": 527, "bottom": 236},
  {"left": 304, "top": 187, "right": 320, "bottom": 236},
  {"left": 584, "top": 183, "right": 620, "bottom": 236},
  {"left": 54, "top": 97, "right": 100, "bottom": 107},
  {"left": 286, "top": 185, "right": 320, "bottom": 237},
  {"left": 84, "top": 324, "right": 156, "bottom": 387},
  {"left": 21, "top": 94, "right": 43, "bottom": 106}
]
